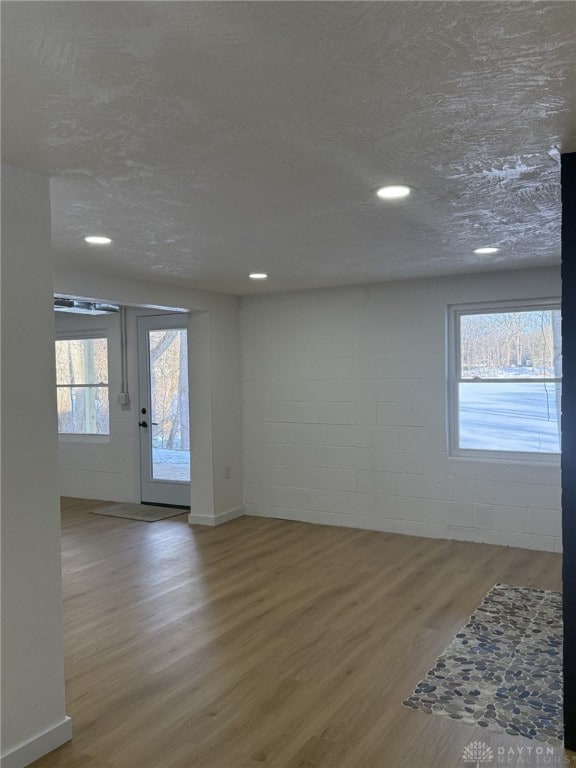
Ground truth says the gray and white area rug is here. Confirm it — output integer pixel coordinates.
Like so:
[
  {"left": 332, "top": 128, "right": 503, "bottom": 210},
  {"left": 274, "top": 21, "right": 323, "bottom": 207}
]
[{"left": 403, "top": 583, "right": 563, "bottom": 745}]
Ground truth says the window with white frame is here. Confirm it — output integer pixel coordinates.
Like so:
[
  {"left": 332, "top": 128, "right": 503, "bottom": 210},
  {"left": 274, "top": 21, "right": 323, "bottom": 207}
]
[
  {"left": 55, "top": 335, "right": 110, "bottom": 435},
  {"left": 449, "top": 300, "right": 561, "bottom": 458}
]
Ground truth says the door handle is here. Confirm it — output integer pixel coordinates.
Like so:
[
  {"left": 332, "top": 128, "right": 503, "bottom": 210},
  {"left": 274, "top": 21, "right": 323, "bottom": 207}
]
[{"left": 139, "top": 421, "right": 148, "bottom": 428}]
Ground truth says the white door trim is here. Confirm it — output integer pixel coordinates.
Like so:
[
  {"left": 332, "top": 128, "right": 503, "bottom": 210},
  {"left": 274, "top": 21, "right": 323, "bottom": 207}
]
[{"left": 137, "top": 313, "right": 191, "bottom": 507}]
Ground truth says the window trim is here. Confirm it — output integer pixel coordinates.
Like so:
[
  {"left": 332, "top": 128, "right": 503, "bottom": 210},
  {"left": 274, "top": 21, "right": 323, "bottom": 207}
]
[
  {"left": 447, "top": 297, "right": 561, "bottom": 462},
  {"left": 55, "top": 331, "right": 110, "bottom": 436}
]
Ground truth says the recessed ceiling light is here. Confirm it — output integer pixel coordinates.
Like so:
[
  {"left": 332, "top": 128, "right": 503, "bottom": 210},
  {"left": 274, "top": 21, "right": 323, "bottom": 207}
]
[
  {"left": 249, "top": 273, "right": 268, "bottom": 280},
  {"left": 376, "top": 185, "right": 411, "bottom": 200},
  {"left": 474, "top": 247, "right": 500, "bottom": 254},
  {"left": 84, "top": 235, "right": 112, "bottom": 245}
]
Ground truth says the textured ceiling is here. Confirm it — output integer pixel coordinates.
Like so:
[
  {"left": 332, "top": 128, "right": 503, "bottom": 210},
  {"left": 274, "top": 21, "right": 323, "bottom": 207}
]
[{"left": 2, "top": 1, "right": 575, "bottom": 295}]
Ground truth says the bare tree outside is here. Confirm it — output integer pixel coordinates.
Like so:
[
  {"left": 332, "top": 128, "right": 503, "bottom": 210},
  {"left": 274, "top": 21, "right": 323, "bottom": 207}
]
[
  {"left": 148, "top": 329, "right": 190, "bottom": 482},
  {"left": 55, "top": 337, "right": 109, "bottom": 434},
  {"left": 149, "top": 330, "right": 189, "bottom": 452},
  {"left": 460, "top": 310, "right": 560, "bottom": 378}
]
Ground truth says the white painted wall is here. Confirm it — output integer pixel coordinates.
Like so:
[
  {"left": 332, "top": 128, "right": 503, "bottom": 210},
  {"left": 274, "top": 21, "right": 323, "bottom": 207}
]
[
  {"left": 240, "top": 267, "right": 562, "bottom": 552},
  {"left": 1, "top": 165, "right": 71, "bottom": 767},
  {"left": 53, "top": 269, "right": 243, "bottom": 522}
]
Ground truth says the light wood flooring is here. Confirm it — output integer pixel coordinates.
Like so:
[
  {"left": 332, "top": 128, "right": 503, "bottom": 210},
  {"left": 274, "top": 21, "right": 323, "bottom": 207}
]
[{"left": 31, "top": 497, "right": 568, "bottom": 768}]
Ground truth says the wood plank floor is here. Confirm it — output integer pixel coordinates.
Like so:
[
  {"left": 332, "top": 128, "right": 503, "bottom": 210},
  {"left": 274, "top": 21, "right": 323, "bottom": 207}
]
[{"left": 31, "top": 498, "right": 569, "bottom": 768}]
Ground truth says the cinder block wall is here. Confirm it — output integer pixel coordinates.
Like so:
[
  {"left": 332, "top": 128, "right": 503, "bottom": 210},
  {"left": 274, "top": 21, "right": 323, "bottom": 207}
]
[{"left": 240, "top": 267, "right": 561, "bottom": 552}]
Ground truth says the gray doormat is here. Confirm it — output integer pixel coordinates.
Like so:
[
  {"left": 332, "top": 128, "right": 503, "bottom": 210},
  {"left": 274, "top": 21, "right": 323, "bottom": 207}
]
[
  {"left": 90, "top": 503, "right": 187, "bottom": 522},
  {"left": 403, "top": 583, "right": 563, "bottom": 746}
]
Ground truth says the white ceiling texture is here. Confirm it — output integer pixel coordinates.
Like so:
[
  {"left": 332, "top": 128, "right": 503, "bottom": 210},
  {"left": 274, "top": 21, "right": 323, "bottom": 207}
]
[{"left": 2, "top": 2, "right": 575, "bottom": 295}]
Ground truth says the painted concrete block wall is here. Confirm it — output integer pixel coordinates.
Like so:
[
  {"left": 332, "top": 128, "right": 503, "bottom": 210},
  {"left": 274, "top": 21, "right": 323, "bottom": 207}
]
[
  {"left": 53, "top": 268, "right": 243, "bottom": 520},
  {"left": 240, "top": 267, "right": 561, "bottom": 552},
  {"left": 1, "top": 165, "right": 71, "bottom": 766}
]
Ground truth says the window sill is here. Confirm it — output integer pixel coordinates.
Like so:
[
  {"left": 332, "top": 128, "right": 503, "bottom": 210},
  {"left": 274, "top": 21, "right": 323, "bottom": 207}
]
[{"left": 448, "top": 452, "right": 560, "bottom": 466}]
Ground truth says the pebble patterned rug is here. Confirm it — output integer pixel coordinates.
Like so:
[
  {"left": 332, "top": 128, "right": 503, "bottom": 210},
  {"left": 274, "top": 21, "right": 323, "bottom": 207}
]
[{"left": 403, "top": 583, "right": 563, "bottom": 745}]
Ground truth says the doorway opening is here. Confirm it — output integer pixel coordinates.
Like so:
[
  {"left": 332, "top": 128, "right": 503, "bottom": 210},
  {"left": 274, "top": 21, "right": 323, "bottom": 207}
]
[{"left": 54, "top": 296, "right": 191, "bottom": 510}]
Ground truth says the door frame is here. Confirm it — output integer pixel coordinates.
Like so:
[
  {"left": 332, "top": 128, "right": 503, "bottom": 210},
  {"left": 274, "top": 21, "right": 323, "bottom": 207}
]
[{"left": 137, "top": 313, "right": 191, "bottom": 508}]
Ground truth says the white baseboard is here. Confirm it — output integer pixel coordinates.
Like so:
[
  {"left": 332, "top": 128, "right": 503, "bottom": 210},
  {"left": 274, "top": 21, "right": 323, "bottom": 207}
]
[
  {"left": 187, "top": 511, "right": 217, "bottom": 525},
  {"left": 1, "top": 717, "right": 72, "bottom": 768},
  {"left": 188, "top": 507, "right": 244, "bottom": 526},
  {"left": 215, "top": 506, "right": 244, "bottom": 525},
  {"left": 245, "top": 505, "right": 404, "bottom": 535},
  {"left": 244, "top": 505, "right": 558, "bottom": 552}
]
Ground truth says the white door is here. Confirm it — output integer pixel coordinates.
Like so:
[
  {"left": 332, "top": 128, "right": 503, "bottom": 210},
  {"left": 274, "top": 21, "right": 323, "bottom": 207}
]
[{"left": 138, "top": 314, "right": 191, "bottom": 507}]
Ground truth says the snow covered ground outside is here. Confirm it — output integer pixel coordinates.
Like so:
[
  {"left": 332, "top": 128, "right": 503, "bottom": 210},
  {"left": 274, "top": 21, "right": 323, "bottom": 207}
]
[
  {"left": 152, "top": 447, "right": 190, "bottom": 481},
  {"left": 459, "top": 382, "right": 560, "bottom": 453}
]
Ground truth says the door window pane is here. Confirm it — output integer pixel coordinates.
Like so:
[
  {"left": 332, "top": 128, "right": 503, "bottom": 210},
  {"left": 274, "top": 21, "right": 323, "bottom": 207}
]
[{"left": 148, "top": 329, "right": 190, "bottom": 482}]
